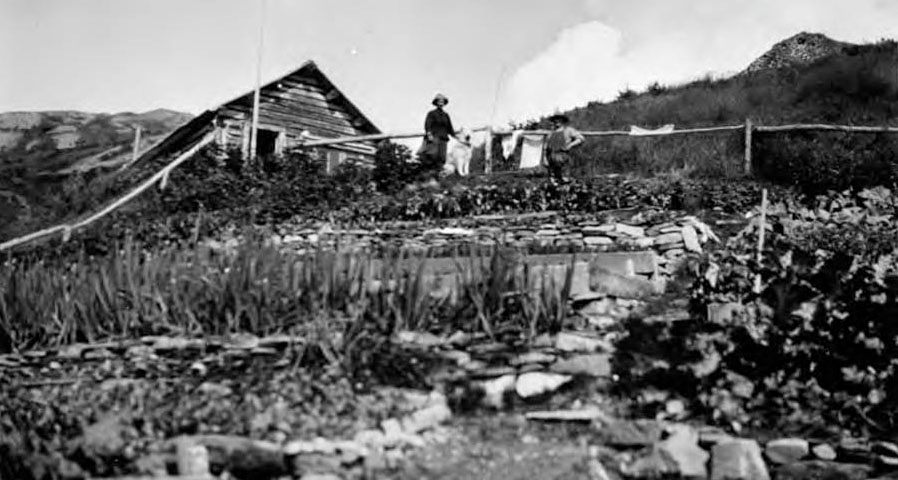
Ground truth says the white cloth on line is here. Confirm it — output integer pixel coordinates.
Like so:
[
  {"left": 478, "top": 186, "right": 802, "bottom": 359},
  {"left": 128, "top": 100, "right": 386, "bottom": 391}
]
[
  {"left": 629, "top": 124, "right": 675, "bottom": 136},
  {"left": 501, "top": 130, "right": 523, "bottom": 159},
  {"left": 518, "top": 134, "right": 545, "bottom": 169}
]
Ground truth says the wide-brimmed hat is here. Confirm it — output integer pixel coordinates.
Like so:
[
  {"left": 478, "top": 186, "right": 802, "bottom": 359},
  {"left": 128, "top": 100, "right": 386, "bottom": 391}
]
[
  {"left": 548, "top": 113, "right": 570, "bottom": 124},
  {"left": 432, "top": 93, "right": 449, "bottom": 106}
]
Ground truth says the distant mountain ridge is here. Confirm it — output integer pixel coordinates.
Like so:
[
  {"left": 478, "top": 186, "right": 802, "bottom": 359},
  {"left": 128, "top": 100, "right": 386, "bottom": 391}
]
[{"left": 0, "top": 109, "right": 192, "bottom": 173}]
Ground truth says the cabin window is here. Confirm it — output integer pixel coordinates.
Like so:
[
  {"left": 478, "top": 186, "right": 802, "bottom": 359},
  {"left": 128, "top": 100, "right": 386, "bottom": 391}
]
[
  {"left": 325, "top": 150, "right": 345, "bottom": 175},
  {"left": 255, "top": 128, "right": 282, "bottom": 158}
]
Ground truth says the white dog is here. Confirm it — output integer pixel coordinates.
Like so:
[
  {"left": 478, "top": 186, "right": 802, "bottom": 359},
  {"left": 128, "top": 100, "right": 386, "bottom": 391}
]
[{"left": 444, "top": 128, "right": 473, "bottom": 176}]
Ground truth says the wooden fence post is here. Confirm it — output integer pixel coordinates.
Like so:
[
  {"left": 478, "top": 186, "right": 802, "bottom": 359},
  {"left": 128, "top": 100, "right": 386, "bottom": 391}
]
[
  {"left": 743, "top": 118, "right": 753, "bottom": 175},
  {"left": 131, "top": 125, "right": 142, "bottom": 163},
  {"left": 484, "top": 128, "right": 493, "bottom": 174}
]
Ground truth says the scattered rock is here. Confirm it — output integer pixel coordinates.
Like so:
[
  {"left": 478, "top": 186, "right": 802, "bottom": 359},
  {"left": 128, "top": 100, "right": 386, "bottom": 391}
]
[
  {"left": 774, "top": 460, "right": 871, "bottom": 480},
  {"left": 811, "top": 443, "right": 837, "bottom": 461},
  {"left": 874, "top": 441, "right": 898, "bottom": 459},
  {"left": 589, "top": 265, "right": 660, "bottom": 299},
  {"left": 654, "top": 232, "right": 683, "bottom": 247},
  {"left": 697, "top": 426, "right": 732, "bottom": 449},
  {"left": 68, "top": 413, "right": 133, "bottom": 474},
  {"left": 395, "top": 330, "right": 443, "bottom": 348},
  {"left": 665, "top": 399, "right": 686, "bottom": 418},
  {"left": 178, "top": 435, "right": 286, "bottom": 479},
  {"left": 524, "top": 406, "right": 611, "bottom": 423},
  {"left": 587, "top": 457, "right": 615, "bottom": 480},
  {"left": 549, "top": 353, "right": 612, "bottom": 377},
  {"left": 584, "top": 236, "right": 615, "bottom": 246},
  {"left": 838, "top": 437, "right": 872, "bottom": 463},
  {"left": 480, "top": 374, "right": 517, "bottom": 409},
  {"left": 681, "top": 225, "right": 702, "bottom": 252},
  {"left": 658, "top": 424, "right": 709, "bottom": 479},
  {"left": 401, "top": 402, "right": 452, "bottom": 434},
  {"left": 615, "top": 224, "right": 646, "bottom": 238},
  {"left": 510, "top": 351, "right": 557, "bottom": 366},
  {"left": 515, "top": 372, "right": 572, "bottom": 398},
  {"left": 622, "top": 446, "right": 679, "bottom": 478},
  {"left": 765, "top": 438, "right": 809, "bottom": 465},
  {"left": 555, "top": 332, "right": 611, "bottom": 353},
  {"left": 711, "top": 439, "right": 770, "bottom": 480},
  {"left": 583, "top": 225, "right": 616, "bottom": 235},
  {"left": 597, "top": 419, "right": 664, "bottom": 448},
  {"left": 175, "top": 439, "right": 210, "bottom": 476}
]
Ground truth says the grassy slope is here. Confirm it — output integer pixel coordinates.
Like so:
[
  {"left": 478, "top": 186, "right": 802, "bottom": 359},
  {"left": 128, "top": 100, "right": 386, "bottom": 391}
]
[
  {"left": 0, "top": 110, "right": 192, "bottom": 242},
  {"left": 543, "top": 40, "right": 898, "bottom": 178}
]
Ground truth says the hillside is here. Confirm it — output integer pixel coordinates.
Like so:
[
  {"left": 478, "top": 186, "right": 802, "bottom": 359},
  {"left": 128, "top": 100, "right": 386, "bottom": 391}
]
[
  {"left": 555, "top": 34, "right": 897, "bottom": 130},
  {"left": 537, "top": 34, "right": 898, "bottom": 181},
  {"left": 0, "top": 109, "right": 192, "bottom": 173},
  {"left": 0, "top": 109, "right": 191, "bottom": 242}
]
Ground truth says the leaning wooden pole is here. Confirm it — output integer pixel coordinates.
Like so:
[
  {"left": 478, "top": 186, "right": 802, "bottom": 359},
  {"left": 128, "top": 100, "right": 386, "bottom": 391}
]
[
  {"left": 131, "top": 125, "right": 142, "bottom": 163},
  {"left": 249, "top": 0, "right": 267, "bottom": 161},
  {"left": 743, "top": 118, "right": 753, "bottom": 175}
]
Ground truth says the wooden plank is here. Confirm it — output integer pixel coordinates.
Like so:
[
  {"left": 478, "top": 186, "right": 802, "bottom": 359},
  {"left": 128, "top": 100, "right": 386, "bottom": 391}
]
[
  {"left": 229, "top": 101, "right": 358, "bottom": 130},
  {"left": 227, "top": 106, "right": 359, "bottom": 137},
  {"left": 754, "top": 123, "right": 898, "bottom": 133},
  {"left": 744, "top": 118, "right": 753, "bottom": 175}
]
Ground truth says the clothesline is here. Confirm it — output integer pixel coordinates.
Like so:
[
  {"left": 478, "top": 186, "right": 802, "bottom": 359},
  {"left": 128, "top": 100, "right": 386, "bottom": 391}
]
[{"left": 4, "top": 120, "right": 898, "bottom": 253}]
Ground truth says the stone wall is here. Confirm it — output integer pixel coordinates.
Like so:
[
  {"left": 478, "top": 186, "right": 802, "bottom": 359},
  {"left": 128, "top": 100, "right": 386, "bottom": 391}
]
[{"left": 259, "top": 211, "right": 722, "bottom": 275}]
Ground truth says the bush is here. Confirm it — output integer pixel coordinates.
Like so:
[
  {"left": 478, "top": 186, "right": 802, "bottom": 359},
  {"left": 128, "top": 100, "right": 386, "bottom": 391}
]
[
  {"left": 620, "top": 187, "right": 898, "bottom": 435},
  {"left": 372, "top": 141, "right": 416, "bottom": 193},
  {"left": 754, "top": 131, "right": 898, "bottom": 196}
]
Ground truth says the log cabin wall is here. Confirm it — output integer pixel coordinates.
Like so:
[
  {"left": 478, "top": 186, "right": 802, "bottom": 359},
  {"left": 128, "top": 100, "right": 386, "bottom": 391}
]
[{"left": 213, "top": 62, "right": 379, "bottom": 167}]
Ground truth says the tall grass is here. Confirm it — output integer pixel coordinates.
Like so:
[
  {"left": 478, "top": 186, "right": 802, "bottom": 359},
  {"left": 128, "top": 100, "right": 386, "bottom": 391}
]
[{"left": 0, "top": 239, "right": 574, "bottom": 353}]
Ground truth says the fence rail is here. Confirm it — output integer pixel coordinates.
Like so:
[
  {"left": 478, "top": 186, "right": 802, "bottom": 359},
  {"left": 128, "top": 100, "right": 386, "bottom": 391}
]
[{"left": 3, "top": 120, "right": 898, "bottom": 253}]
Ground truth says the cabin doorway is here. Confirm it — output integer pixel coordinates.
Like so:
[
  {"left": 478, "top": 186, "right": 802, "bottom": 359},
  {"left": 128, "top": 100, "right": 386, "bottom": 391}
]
[{"left": 255, "top": 128, "right": 281, "bottom": 158}]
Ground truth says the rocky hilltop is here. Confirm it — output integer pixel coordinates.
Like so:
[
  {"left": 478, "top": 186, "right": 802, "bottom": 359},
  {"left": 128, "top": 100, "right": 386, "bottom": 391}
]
[{"left": 743, "top": 32, "right": 853, "bottom": 74}]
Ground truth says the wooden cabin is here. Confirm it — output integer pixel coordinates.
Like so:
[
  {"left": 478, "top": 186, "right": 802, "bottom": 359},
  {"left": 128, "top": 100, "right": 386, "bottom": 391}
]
[{"left": 135, "top": 61, "right": 381, "bottom": 172}]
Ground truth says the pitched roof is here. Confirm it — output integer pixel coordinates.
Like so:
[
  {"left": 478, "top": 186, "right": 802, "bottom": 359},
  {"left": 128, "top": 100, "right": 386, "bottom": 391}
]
[
  {"left": 218, "top": 60, "right": 381, "bottom": 134},
  {"left": 130, "top": 60, "right": 381, "bottom": 168}
]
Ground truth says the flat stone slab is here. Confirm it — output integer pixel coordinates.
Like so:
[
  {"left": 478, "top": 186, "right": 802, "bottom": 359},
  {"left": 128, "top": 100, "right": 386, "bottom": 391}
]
[{"left": 368, "top": 252, "right": 658, "bottom": 277}]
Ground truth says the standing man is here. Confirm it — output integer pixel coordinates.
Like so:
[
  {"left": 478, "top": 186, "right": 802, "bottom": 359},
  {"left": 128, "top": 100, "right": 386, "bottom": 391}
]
[
  {"left": 544, "top": 114, "right": 584, "bottom": 182},
  {"left": 420, "top": 93, "right": 456, "bottom": 174}
]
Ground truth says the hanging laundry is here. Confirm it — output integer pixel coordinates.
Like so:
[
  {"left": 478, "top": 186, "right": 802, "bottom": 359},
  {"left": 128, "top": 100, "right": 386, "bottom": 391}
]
[
  {"left": 629, "top": 124, "right": 675, "bottom": 136},
  {"left": 501, "top": 130, "right": 523, "bottom": 159},
  {"left": 518, "top": 134, "right": 545, "bottom": 169}
]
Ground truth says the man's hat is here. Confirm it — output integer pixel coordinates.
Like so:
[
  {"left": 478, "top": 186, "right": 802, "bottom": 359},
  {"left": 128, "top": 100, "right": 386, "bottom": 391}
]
[
  {"left": 432, "top": 93, "right": 449, "bottom": 106},
  {"left": 548, "top": 113, "right": 570, "bottom": 124}
]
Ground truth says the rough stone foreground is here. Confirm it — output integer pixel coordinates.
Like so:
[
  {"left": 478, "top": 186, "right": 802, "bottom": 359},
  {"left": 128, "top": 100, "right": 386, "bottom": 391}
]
[{"left": 7, "top": 320, "right": 898, "bottom": 480}]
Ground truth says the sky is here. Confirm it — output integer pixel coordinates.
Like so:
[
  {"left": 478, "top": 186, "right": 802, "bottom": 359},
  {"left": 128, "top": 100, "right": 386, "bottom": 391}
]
[{"left": 2, "top": 0, "right": 898, "bottom": 132}]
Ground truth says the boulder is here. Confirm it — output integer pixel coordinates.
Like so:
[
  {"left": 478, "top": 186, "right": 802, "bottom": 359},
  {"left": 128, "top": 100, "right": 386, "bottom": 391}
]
[
  {"left": 658, "top": 424, "right": 709, "bottom": 479},
  {"left": 589, "top": 265, "right": 660, "bottom": 299},
  {"left": 480, "top": 374, "right": 517, "bottom": 409},
  {"left": 681, "top": 225, "right": 702, "bottom": 252},
  {"left": 811, "top": 443, "right": 837, "bottom": 461},
  {"left": 401, "top": 403, "right": 452, "bottom": 434},
  {"left": 549, "top": 354, "right": 612, "bottom": 377},
  {"left": 554, "top": 332, "right": 611, "bottom": 353},
  {"left": 615, "top": 223, "right": 646, "bottom": 238},
  {"left": 774, "top": 461, "right": 870, "bottom": 480},
  {"left": 584, "top": 236, "right": 614, "bottom": 246},
  {"left": 596, "top": 419, "right": 664, "bottom": 448},
  {"left": 711, "top": 439, "right": 770, "bottom": 480},
  {"left": 765, "top": 438, "right": 809, "bottom": 465},
  {"left": 515, "top": 372, "right": 572, "bottom": 398},
  {"left": 654, "top": 232, "right": 683, "bottom": 246}
]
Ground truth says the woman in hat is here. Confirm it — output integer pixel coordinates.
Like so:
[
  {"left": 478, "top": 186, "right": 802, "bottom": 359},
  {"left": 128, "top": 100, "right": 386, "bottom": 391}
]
[
  {"left": 544, "top": 113, "right": 584, "bottom": 182},
  {"left": 420, "top": 93, "right": 458, "bottom": 173}
]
